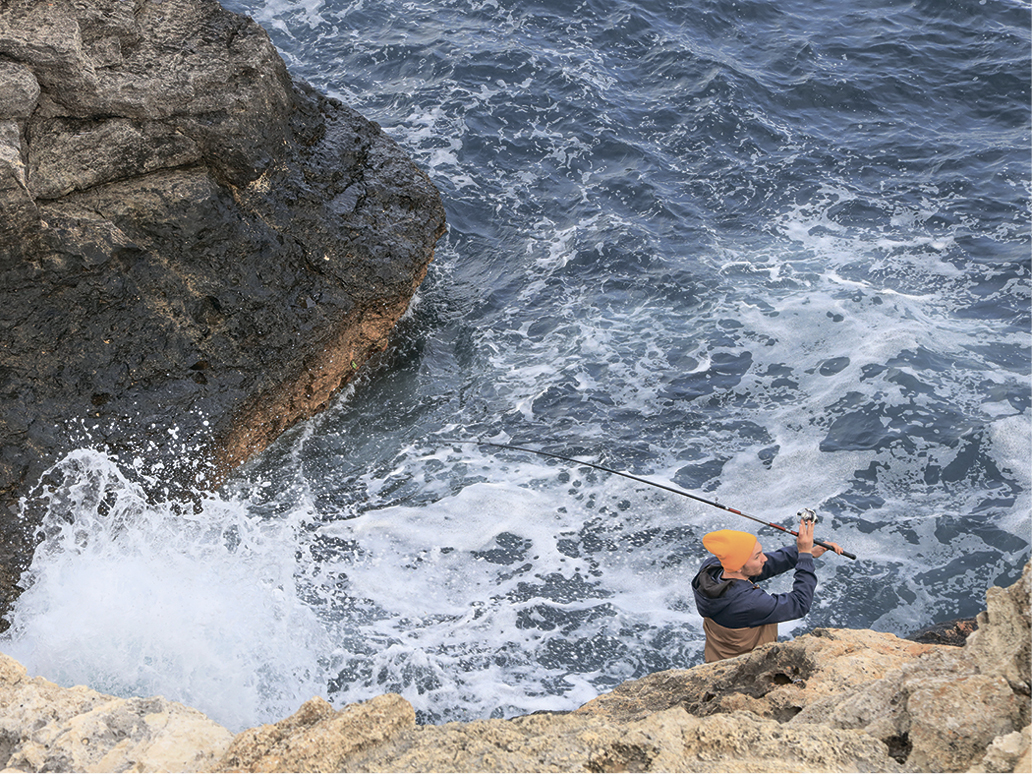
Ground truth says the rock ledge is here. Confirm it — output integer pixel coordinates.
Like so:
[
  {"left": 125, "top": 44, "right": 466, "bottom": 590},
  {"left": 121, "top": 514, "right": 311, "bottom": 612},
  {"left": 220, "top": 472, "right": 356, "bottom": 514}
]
[{"left": 1, "top": 565, "right": 1028, "bottom": 773}]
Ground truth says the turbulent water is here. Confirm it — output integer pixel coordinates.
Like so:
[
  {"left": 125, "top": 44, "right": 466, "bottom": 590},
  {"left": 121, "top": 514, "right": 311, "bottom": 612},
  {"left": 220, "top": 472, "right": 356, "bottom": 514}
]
[{"left": 3, "top": 0, "right": 1030, "bottom": 733}]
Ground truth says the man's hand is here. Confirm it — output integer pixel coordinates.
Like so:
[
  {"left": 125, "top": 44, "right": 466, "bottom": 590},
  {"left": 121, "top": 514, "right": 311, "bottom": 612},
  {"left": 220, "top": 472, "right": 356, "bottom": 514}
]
[
  {"left": 796, "top": 516, "right": 815, "bottom": 554},
  {"left": 812, "top": 540, "right": 844, "bottom": 558}
]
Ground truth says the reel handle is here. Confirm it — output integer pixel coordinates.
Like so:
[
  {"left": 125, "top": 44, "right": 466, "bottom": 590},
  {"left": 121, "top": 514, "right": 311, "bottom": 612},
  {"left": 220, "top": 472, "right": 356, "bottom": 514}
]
[{"left": 796, "top": 508, "right": 856, "bottom": 560}]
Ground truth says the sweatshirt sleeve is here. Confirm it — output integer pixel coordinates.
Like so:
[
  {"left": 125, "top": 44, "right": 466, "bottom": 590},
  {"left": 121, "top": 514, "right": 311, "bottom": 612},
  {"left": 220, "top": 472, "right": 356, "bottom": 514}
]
[
  {"left": 717, "top": 553, "right": 818, "bottom": 627},
  {"left": 752, "top": 545, "right": 799, "bottom": 581}
]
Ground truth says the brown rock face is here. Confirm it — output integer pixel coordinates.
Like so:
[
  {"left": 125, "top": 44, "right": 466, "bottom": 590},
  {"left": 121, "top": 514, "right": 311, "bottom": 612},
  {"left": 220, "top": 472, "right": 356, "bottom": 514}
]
[
  {"left": 203, "top": 565, "right": 1028, "bottom": 773},
  {"left": 0, "top": 0, "right": 446, "bottom": 624},
  {"left": 212, "top": 694, "right": 900, "bottom": 774},
  {"left": 966, "top": 560, "right": 1032, "bottom": 704},
  {"left": 217, "top": 694, "right": 417, "bottom": 772}
]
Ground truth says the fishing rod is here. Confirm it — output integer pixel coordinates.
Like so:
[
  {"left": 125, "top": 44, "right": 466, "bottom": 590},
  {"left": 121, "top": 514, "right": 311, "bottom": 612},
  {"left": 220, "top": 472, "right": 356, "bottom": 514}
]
[{"left": 441, "top": 439, "right": 857, "bottom": 560}]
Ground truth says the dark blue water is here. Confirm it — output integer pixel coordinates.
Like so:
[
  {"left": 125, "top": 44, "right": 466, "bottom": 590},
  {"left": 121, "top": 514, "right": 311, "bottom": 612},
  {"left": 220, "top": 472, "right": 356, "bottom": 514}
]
[{"left": 3, "top": 0, "right": 1029, "bottom": 731}]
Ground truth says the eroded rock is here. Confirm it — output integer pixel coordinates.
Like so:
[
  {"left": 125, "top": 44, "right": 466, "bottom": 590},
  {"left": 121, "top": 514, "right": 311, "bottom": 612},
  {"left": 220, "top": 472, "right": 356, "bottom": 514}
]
[
  {"left": 966, "top": 561, "right": 1032, "bottom": 703},
  {"left": 0, "top": 652, "right": 233, "bottom": 772},
  {"left": 213, "top": 700, "right": 901, "bottom": 774},
  {"left": 1, "top": 565, "right": 1029, "bottom": 772},
  {"left": 217, "top": 694, "right": 417, "bottom": 772},
  {"left": 574, "top": 564, "right": 1032, "bottom": 772},
  {"left": 574, "top": 627, "right": 942, "bottom": 725},
  {"left": 0, "top": 0, "right": 446, "bottom": 625}
]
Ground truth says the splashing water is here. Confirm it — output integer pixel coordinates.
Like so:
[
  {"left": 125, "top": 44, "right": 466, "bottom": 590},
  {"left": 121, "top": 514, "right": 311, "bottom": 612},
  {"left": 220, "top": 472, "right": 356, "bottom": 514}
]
[
  {"left": 3, "top": 450, "right": 331, "bottom": 731},
  {"left": 3, "top": 0, "right": 1029, "bottom": 733}
]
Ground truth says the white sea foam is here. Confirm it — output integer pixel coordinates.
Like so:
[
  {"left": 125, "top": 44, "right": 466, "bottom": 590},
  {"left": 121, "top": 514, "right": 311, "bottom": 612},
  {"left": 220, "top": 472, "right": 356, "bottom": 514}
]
[
  {"left": 5, "top": 0, "right": 1027, "bottom": 735},
  {"left": 1, "top": 450, "right": 332, "bottom": 733},
  {"left": 314, "top": 477, "right": 705, "bottom": 720}
]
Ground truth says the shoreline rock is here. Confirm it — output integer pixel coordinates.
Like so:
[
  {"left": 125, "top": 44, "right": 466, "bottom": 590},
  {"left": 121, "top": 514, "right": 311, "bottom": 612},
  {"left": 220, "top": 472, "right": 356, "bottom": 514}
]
[
  {"left": 905, "top": 616, "right": 979, "bottom": 647},
  {"left": 1, "top": 564, "right": 1028, "bottom": 773},
  {"left": 0, "top": 0, "right": 446, "bottom": 626}
]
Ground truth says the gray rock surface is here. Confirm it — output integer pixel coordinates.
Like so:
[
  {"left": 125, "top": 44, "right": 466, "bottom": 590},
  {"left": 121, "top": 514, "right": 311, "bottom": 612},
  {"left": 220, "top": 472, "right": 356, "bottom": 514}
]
[{"left": 0, "top": 0, "right": 446, "bottom": 625}]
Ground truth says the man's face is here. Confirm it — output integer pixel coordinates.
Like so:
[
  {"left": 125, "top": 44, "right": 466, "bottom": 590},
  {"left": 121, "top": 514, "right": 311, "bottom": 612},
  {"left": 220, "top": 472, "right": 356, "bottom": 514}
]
[{"left": 739, "top": 542, "right": 766, "bottom": 576}]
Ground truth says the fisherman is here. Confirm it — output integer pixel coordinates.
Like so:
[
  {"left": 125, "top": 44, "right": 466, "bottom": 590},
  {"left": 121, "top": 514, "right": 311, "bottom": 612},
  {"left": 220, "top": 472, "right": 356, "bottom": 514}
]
[{"left": 691, "top": 515, "right": 843, "bottom": 662}]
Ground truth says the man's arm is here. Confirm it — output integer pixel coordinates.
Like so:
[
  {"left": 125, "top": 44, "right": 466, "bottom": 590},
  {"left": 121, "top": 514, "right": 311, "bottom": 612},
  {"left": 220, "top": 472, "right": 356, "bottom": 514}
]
[
  {"left": 724, "top": 516, "right": 820, "bottom": 627},
  {"left": 752, "top": 545, "right": 799, "bottom": 581},
  {"left": 719, "top": 553, "right": 818, "bottom": 627},
  {"left": 751, "top": 515, "right": 820, "bottom": 581}
]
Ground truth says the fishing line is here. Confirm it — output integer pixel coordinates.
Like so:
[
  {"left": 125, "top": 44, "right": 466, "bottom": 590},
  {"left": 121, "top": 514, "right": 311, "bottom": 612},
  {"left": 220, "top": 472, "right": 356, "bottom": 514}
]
[{"left": 441, "top": 439, "right": 857, "bottom": 560}]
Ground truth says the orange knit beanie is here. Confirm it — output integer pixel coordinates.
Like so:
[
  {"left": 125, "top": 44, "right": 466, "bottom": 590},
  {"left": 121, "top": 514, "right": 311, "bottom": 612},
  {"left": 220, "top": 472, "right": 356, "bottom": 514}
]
[{"left": 703, "top": 529, "right": 757, "bottom": 572}]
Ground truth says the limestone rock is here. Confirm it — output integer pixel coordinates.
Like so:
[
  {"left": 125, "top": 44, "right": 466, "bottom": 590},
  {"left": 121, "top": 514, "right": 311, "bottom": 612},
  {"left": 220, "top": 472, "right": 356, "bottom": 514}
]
[
  {"left": 574, "top": 627, "right": 942, "bottom": 725},
  {"left": 0, "top": 61, "right": 40, "bottom": 119},
  {"left": 217, "top": 694, "right": 416, "bottom": 772},
  {"left": 0, "top": 0, "right": 446, "bottom": 626},
  {"left": 0, "top": 652, "right": 233, "bottom": 772},
  {"left": 905, "top": 615, "right": 978, "bottom": 646},
  {"left": 573, "top": 564, "right": 1031, "bottom": 773},
  {"left": 0, "top": 120, "right": 35, "bottom": 238},
  {"left": 966, "top": 562, "right": 1032, "bottom": 701},
  {"left": 214, "top": 700, "right": 900, "bottom": 773},
  {"left": 971, "top": 726, "right": 1031, "bottom": 774},
  {"left": 209, "top": 564, "right": 1029, "bottom": 772},
  {"left": 1, "top": 568, "right": 1027, "bottom": 772},
  {"left": 27, "top": 117, "right": 204, "bottom": 199}
]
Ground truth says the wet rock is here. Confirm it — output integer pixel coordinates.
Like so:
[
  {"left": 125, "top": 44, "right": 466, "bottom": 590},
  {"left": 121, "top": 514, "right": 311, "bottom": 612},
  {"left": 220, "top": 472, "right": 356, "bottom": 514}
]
[
  {"left": 905, "top": 616, "right": 978, "bottom": 646},
  {"left": 0, "top": 0, "right": 446, "bottom": 625},
  {"left": 27, "top": 117, "right": 204, "bottom": 199}
]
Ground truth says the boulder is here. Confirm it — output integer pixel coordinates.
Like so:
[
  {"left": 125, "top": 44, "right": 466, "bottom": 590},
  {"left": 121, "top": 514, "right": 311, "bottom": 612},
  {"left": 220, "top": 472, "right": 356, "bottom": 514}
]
[
  {"left": 966, "top": 562, "right": 1031, "bottom": 703},
  {"left": 209, "top": 563, "right": 1031, "bottom": 773},
  {"left": 572, "top": 563, "right": 1031, "bottom": 772},
  {"left": 905, "top": 616, "right": 978, "bottom": 647},
  {"left": 971, "top": 726, "right": 1031, "bottom": 774},
  {"left": 0, "top": 0, "right": 446, "bottom": 626},
  {"left": 216, "top": 694, "right": 417, "bottom": 772},
  {"left": 573, "top": 627, "right": 942, "bottom": 726}
]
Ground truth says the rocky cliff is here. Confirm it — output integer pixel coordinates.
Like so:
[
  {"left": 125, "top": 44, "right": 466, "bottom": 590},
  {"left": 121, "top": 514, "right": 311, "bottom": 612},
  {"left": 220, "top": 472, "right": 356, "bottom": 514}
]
[
  {"left": 0, "top": 564, "right": 1028, "bottom": 773},
  {"left": 0, "top": 0, "right": 447, "bottom": 625}
]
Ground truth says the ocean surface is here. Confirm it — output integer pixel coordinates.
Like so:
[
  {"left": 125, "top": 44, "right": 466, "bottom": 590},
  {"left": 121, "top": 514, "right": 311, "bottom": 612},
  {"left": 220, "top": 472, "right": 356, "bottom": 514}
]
[{"left": 2, "top": 0, "right": 1029, "bottom": 733}]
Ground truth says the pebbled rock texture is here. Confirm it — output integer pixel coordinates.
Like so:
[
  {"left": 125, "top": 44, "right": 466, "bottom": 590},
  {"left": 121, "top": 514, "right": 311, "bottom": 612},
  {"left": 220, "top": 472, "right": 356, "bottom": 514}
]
[{"left": 0, "top": 0, "right": 446, "bottom": 626}]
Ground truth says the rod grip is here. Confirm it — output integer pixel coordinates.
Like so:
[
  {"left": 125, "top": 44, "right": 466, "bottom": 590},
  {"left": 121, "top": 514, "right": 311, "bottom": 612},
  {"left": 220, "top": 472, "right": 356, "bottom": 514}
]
[{"left": 816, "top": 538, "right": 856, "bottom": 560}]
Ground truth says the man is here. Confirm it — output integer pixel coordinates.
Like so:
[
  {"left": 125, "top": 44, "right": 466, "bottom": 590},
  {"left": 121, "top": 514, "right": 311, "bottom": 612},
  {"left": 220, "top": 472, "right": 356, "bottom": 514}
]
[{"left": 691, "top": 516, "right": 843, "bottom": 662}]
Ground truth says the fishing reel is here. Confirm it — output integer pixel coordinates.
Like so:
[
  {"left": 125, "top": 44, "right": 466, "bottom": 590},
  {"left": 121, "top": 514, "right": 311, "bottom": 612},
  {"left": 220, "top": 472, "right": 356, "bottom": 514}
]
[{"left": 797, "top": 508, "right": 818, "bottom": 525}]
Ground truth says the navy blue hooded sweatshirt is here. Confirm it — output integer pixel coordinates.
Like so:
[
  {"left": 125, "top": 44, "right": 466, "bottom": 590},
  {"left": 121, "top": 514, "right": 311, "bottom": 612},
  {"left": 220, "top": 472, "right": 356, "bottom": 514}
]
[{"left": 691, "top": 545, "right": 817, "bottom": 628}]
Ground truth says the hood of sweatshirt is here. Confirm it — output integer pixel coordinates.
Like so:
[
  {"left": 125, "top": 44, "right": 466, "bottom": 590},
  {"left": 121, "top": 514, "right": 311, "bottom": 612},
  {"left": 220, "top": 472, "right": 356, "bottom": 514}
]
[{"left": 691, "top": 558, "right": 740, "bottom": 618}]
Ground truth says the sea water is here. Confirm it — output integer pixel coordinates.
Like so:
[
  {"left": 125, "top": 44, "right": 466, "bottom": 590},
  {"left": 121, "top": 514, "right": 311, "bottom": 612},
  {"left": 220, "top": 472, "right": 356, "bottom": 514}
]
[{"left": 2, "top": 0, "right": 1029, "bottom": 732}]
